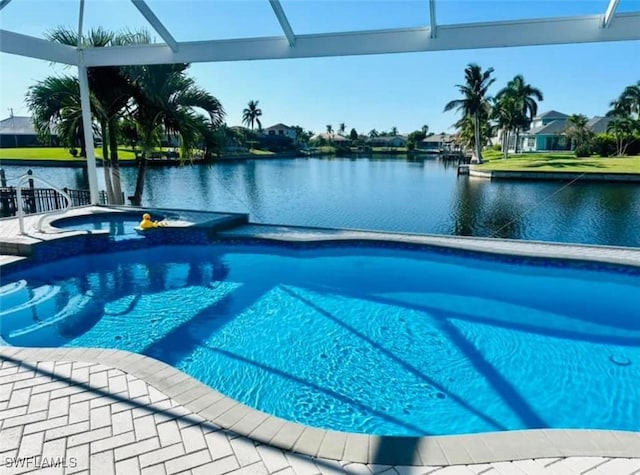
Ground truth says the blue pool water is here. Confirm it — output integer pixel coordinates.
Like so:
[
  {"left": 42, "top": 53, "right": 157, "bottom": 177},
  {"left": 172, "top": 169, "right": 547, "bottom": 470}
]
[{"left": 1, "top": 243, "right": 639, "bottom": 436}]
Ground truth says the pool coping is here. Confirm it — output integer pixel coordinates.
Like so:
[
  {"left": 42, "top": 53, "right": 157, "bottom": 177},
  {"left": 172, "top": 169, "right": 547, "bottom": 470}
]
[
  {"left": 216, "top": 223, "right": 640, "bottom": 269},
  {"left": 1, "top": 345, "right": 639, "bottom": 466},
  {"left": 2, "top": 208, "right": 640, "bottom": 465}
]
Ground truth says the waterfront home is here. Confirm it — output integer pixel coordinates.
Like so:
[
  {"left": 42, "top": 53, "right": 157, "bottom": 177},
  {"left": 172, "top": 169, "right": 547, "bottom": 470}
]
[
  {"left": 500, "top": 110, "right": 614, "bottom": 153},
  {"left": 417, "top": 133, "right": 458, "bottom": 153},
  {"left": 0, "top": 115, "right": 58, "bottom": 148},
  {"left": 311, "top": 132, "right": 351, "bottom": 145},
  {"left": 366, "top": 135, "right": 407, "bottom": 148},
  {"left": 263, "top": 123, "right": 297, "bottom": 140}
]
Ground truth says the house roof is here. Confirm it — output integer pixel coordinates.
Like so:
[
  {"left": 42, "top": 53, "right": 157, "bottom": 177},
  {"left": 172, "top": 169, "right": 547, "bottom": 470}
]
[
  {"left": 0, "top": 116, "right": 60, "bottom": 136},
  {"left": 533, "top": 110, "right": 569, "bottom": 120},
  {"left": 587, "top": 116, "right": 613, "bottom": 134},
  {"left": 527, "top": 115, "right": 614, "bottom": 136},
  {"left": 0, "top": 116, "right": 38, "bottom": 135},
  {"left": 421, "top": 134, "right": 456, "bottom": 143},
  {"left": 527, "top": 119, "right": 567, "bottom": 135},
  {"left": 264, "top": 123, "right": 294, "bottom": 131},
  {"left": 311, "top": 132, "right": 349, "bottom": 141}
]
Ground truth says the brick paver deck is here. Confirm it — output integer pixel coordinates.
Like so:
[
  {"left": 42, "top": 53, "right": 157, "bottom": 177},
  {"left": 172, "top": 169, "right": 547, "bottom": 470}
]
[{"left": 1, "top": 355, "right": 639, "bottom": 475}]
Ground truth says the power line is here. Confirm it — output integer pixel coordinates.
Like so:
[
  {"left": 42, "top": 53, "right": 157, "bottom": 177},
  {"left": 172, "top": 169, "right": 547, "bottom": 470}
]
[
  {"left": 209, "top": 167, "right": 263, "bottom": 222},
  {"left": 489, "top": 172, "right": 586, "bottom": 239}
]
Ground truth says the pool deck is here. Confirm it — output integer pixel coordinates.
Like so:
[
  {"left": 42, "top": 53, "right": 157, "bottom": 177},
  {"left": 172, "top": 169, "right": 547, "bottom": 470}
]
[
  {"left": 1, "top": 206, "right": 640, "bottom": 473},
  {"left": 2, "top": 348, "right": 640, "bottom": 475}
]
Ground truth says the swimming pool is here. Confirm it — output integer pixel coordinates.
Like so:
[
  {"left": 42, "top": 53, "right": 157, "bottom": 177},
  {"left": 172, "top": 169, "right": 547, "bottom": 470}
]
[{"left": 1, "top": 241, "right": 638, "bottom": 436}]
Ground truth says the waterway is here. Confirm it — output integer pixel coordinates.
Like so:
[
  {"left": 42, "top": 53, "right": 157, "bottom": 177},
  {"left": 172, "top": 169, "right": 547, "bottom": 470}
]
[{"left": 3, "top": 156, "right": 639, "bottom": 247}]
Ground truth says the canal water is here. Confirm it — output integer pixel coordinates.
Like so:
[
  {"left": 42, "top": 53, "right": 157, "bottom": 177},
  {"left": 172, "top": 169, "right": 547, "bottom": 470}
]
[{"left": 3, "top": 156, "right": 639, "bottom": 247}]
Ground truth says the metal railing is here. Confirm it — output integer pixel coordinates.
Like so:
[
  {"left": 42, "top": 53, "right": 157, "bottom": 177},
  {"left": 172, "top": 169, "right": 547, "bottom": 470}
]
[{"left": 16, "top": 174, "right": 73, "bottom": 235}]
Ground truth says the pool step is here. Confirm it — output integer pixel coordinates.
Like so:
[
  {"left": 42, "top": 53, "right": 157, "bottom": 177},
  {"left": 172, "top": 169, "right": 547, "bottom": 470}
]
[
  {"left": 0, "top": 279, "right": 28, "bottom": 309},
  {"left": 8, "top": 291, "right": 95, "bottom": 345},
  {"left": 0, "top": 284, "right": 62, "bottom": 336}
]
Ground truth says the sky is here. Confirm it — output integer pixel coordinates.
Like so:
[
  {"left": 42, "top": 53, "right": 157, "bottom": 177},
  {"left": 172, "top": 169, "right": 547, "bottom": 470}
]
[{"left": 1, "top": 0, "right": 639, "bottom": 136}]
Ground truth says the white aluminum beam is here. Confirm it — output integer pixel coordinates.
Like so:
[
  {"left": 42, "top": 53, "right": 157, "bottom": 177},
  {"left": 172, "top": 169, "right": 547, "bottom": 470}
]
[
  {"left": 429, "top": 0, "right": 437, "bottom": 38},
  {"left": 269, "top": 0, "right": 296, "bottom": 46},
  {"left": 0, "top": 30, "right": 78, "bottom": 64},
  {"left": 603, "top": 0, "right": 620, "bottom": 27},
  {"left": 0, "top": 0, "right": 13, "bottom": 11},
  {"left": 80, "top": 13, "right": 640, "bottom": 67},
  {"left": 77, "top": 61, "right": 99, "bottom": 204},
  {"left": 78, "top": 0, "right": 85, "bottom": 47},
  {"left": 130, "top": 0, "right": 179, "bottom": 52}
]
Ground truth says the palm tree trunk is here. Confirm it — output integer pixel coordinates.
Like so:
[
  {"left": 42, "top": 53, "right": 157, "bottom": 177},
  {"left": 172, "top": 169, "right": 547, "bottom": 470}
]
[
  {"left": 503, "top": 129, "right": 509, "bottom": 159},
  {"left": 107, "top": 117, "right": 124, "bottom": 204},
  {"left": 131, "top": 154, "right": 147, "bottom": 206},
  {"left": 473, "top": 113, "right": 483, "bottom": 164},
  {"left": 79, "top": 129, "right": 87, "bottom": 159},
  {"left": 514, "top": 129, "right": 520, "bottom": 154},
  {"left": 100, "top": 121, "right": 115, "bottom": 204}
]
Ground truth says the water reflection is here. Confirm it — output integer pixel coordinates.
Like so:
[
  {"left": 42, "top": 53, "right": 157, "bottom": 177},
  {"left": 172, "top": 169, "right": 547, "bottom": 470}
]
[{"left": 3, "top": 158, "right": 639, "bottom": 247}]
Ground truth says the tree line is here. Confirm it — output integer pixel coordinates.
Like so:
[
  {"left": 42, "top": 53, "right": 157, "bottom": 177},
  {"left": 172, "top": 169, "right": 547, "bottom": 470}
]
[{"left": 444, "top": 64, "right": 640, "bottom": 162}]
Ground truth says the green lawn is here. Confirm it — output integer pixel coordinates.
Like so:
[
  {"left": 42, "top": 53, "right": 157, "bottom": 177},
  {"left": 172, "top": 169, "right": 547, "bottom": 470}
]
[
  {"left": 0, "top": 147, "right": 137, "bottom": 161},
  {"left": 249, "top": 149, "right": 276, "bottom": 156},
  {"left": 371, "top": 147, "right": 408, "bottom": 153},
  {"left": 478, "top": 150, "right": 640, "bottom": 173}
]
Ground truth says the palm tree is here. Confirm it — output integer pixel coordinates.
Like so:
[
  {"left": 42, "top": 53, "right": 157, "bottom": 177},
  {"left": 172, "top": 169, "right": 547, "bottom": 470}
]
[
  {"left": 368, "top": 129, "right": 378, "bottom": 138},
  {"left": 495, "top": 75, "right": 543, "bottom": 153},
  {"left": 610, "top": 81, "right": 640, "bottom": 120},
  {"left": 421, "top": 124, "right": 429, "bottom": 135},
  {"left": 391, "top": 126, "right": 398, "bottom": 136},
  {"left": 607, "top": 117, "right": 637, "bottom": 156},
  {"left": 455, "top": 112, "right": 493, "bottom": 153},
  {"left": 27, "top": 72, "right": 117, "bottom": 201},
  {"left": 564, "top": 114, "right": 593, "bottom": 156},
  {"left": 125, "top": 63, "right": 225, "bottom": 205},
  {"left": 338, "top": 123, "right": 346, "bottom": 136},
  {"left": 492, "top": 95, "right": 519, "bottom": 159},
  {"left": 26, "top": 76, "right": 93, "bottom": 154},
  {"left": 242, "top": 100, "right": 262, "bottom": 130},
  {"left": 444, "top": 64, "right": 495, "bottom": 163},
  {"left": 43, "top": 27, "right": 150, "bottom": 204}
]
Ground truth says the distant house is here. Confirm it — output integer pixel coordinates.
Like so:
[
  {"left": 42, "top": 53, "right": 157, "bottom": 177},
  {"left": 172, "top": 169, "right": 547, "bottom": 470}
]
[
  {"left": 310, "top": 133, "right": 351, "bottom": 144},
  {"left": 516, "top": 110, "right": 570, "bottom": 152},
  {"left": 0, "top": 115, "right": 58, "bottom": 148},
  {"left": 503, "top": 111, "right": 614, "bottom": 153},
  {"left": 417, "top": 134, "right": 458, "bottom": 152},
  {"left": 586, "top": 116, "right": 614, "bottom": 134},
  {"left": 366, "top": 135, "right": 407, "bottom": 148},
  {"left": 263, "top": 123, "right": 297, "bottom": 140}
]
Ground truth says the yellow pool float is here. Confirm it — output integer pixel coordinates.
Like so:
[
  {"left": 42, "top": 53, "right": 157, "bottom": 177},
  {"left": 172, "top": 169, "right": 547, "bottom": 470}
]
[{"left": 138, "top": 213, "right": 167, "bottom": 230}]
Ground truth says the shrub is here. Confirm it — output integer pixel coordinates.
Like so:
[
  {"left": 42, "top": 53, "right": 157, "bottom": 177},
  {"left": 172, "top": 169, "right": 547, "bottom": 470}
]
[
  {"left": 593, "top": 132, "right": 640, "bottom": 156},
  {"left": 592, "top": 134, "right": 616, "bottom": 157},
  {"left": 491, "top": 143, "right": 502, "bottom": 151},
  {"left": 68, "top": 148, "right": 78, "bottom": 157},
  {"left": 574, "top": 144, "right": 592, "bottom": 157}
]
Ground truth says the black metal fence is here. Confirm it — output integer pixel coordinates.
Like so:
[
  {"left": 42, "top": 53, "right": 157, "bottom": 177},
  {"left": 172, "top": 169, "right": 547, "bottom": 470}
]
[{"left": 0, "top": 187, "right": 100, "bottom": 218}]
